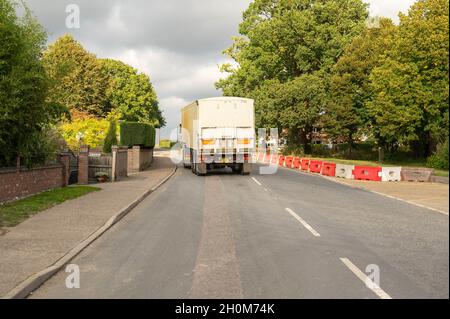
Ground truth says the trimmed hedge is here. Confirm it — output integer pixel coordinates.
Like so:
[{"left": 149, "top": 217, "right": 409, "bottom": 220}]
[
  {"left": 120, "top": 122, "right": 155, "bottom": 148},
  {"left": 103, "top": 121, "right": 118, "bottom": 153}
]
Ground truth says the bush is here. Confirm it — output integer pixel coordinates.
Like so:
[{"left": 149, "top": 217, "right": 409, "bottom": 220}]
[
  {"left": 103, "top": 121, "right": 118, "bottom": 153},
  {"left": 427, "top": 138, "right": 449, "bottom": 170},
  {"left": 159, "top": 139, "right": 176, "bottom": 149},
  {"left": 120, "top": 122, "right": 155, "bottom": 148},
  {"left": 282, "top": 142, "right": 378, "bottom": 160},
  {"left": 59, "top": 117, "right": 109, "bottom": 151}
]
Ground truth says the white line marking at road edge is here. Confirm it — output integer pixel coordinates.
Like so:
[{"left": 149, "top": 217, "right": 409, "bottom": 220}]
[
  {"left": 285, "top": 208, "right": 321, "bottom": 237},
  {"left": 369, "top": 190, "right": 448, "bottom": 216},
  {"left": 252, "top": 177, "right": 262, "bottom": 186},
  {"left": 340, "top": 258, "right": 392, "bottom": 299}
]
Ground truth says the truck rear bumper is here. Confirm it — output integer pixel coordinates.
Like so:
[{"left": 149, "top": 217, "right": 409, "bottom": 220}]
[{"left": 198, "top": 152, "right": 253, "bottom": 164}]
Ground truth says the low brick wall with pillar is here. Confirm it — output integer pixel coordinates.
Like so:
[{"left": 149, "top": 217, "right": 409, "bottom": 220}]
[
  {"left": 0, "top": 154, "right": 71, "bottom": 203},
  {"left": 127, "top": 146, "right": 154, "bottom": 173},
  {"left": 78, "top": 145, "right": 89, "bottom": 185},
  {"left": 58, "top": 153, "right": 71, "bottom": 187},
  {"left": 112, "top": 146, "right": 128, "bottom": 182}
]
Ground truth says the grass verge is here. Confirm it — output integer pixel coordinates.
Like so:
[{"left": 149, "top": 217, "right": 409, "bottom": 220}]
[{"left": 0, "top": 186, "right": 100, "bottom": 228}]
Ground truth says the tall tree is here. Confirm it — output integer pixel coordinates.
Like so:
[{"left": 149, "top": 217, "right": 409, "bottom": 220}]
[
  {"left": 217, "top": 0, "right": 368, "bottom": 153},
  {"left": 0, "top": 0, "right": 65, "bottom": 166},
  {"left": 323, "top": 18, "right": 396, "bottom": 151},
  {"left": 367, "top": 0, "right": 449, "bottom": 156},
  {"left": 43, "top": 34, "right": 110, "bottom": 117},
  {"left": 100, "top": 59, "right": 165, "bottom": 127}
]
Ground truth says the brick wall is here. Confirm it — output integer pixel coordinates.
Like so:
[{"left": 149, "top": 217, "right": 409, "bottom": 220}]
[
  {"left": 127, "top": 146, "right": 154, "bottom": 173},
  {"left": 112, "top": 146, "right": 128, "bottom": 181},
  {"left": 0, "top": 165, "right": 64, "bottom": 203}
]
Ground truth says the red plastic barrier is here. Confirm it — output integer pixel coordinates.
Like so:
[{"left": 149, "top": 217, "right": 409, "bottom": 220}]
[
  {"left": 271, "top": 155, "right": 279, "bottom": 164},
  {"left": 285, "top": 156, "right": 294, "bottom": 168},
  {"left": 264, "top": 154, "right": 271, "bottom": 163},
  {"left": 309, "top": 160, "right": 323, "bottom": 173},
  {"left": 257, "top": 153, "right": 264, "bottom": 162},
  {"left": 300, "top": 159, "right": 310, "bottom": 171},
  {"left": 278, "top": 156, "right": 285, "bottom": 166},
  {"left": 292, "top": 157, "right": 301, "bottom": 169},
  {"left": 353, "top": 166, "right": 382, "bottom": 181},
  {"left": 322, "top": 163, "right": 336, "bottom": 177}
]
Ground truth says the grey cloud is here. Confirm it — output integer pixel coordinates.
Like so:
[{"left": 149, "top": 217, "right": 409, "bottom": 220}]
[{"left": 27, "top": 0, "right": 249, "bottom": 55}]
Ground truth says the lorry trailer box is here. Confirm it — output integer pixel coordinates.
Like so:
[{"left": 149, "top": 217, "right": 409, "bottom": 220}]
[{"left": 181, "top": 97, "right": 255, "bottom": 175}]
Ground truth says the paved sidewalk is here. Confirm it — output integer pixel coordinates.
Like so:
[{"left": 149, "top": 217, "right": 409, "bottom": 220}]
[
  {"left": 0, "top": 154, "right": 175, "bottom": 297},
  {"left": 327, "top": 178, "right": 449, "bottom": 214}
]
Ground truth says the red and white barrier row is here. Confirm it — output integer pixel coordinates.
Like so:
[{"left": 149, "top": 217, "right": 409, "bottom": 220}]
[{"left": 254, "top": 153, "right": 402, "bottom": 182}]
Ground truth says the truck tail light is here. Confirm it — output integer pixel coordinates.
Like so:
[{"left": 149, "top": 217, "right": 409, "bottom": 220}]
[
  {"left": 238, "top": 139, "right": 251, "bottom": 145},
  {"left": 201, "top": 139, "right": 215, "bottom": 146}
]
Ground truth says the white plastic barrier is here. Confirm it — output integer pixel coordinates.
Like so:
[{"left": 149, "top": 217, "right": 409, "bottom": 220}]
[
  {"left": 382, "top": 167, "right": 402, "bottom": 182},
  {"left": 335, "top": 164, "right": 355, "bottom": 179}
]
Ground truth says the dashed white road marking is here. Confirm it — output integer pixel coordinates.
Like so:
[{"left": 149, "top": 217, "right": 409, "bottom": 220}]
[
  {"left": 252, "top": 177, "right": 262, "bottom": 186},
  {"left": 285, "top": 208, "right": 321, "bottom": 237},
  {"left": 340, "top": 258, "right": 392, "bottom": 299}
]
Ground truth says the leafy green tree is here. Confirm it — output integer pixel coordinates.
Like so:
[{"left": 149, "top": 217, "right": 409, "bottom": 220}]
[
  {"left": 254, "top": 74, "right": 328, "bottom": 152},
  {"left": 43, "top": 34, "right": 110, "bottom": 117},
  {"left": 0, "top": 0, "right": 66, "bottom": 167},
  {"left": 323, "top": 18, "right": 396, "bottom": 152},
  {"left": 101, "top": 59, "right": 165, "bottom": 127},
  {"left": 367, "top": 0, "right": 449, "bottom": 156},
  {"left": 102, "top": 120, "right": 118, "bottom": 154},
  {"left": 217, "top": 0, "right": 368, "bottom": 153}
]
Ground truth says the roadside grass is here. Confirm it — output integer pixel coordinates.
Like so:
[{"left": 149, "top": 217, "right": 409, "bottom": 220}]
[
  {"left": 0, "top": 186, "right": 100, "bottom": 228},
  {"left": 298, "top": 156, "right": 449, "bottom": 177}
]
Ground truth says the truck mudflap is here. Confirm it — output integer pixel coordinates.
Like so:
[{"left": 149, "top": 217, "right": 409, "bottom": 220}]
[{"left": 242, "top": 163, "right": 252, "bottom": 175}]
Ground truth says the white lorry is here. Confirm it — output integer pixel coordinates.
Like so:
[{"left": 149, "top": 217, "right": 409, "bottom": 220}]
[{"left": 180, "top": 97, "right": 255, "bottom": 175}]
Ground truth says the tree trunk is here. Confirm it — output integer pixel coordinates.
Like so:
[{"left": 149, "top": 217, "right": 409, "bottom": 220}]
[
  {"left": 299, "top": 127, "right": 312, "bottom": 154},
  {"left": 348, "top": 133, "right": 354, "bottom": 159}
]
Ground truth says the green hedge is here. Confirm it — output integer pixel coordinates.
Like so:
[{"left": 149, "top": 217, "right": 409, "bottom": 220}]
[{"left": 120, "top": 122, "right": 155, "bottom": 148}]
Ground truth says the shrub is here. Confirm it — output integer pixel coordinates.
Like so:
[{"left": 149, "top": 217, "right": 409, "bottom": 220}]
[
  {"left": 427, "top": 138, "right": 449, "bottom": 170},
  {"left": 120, "top": 122, "right": 155, "bottom": 148},
  {"left": 159, "top": 139, "right": 176, "bottom": 149},
  {"left": 103, "top": 121, "right": 118, "bottom": 153},
  {"left": 59, "top": 117, "right": 109, "bottom": 151}
]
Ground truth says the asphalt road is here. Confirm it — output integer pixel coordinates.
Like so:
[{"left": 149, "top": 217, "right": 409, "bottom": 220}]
[{"left": 30, "top": 163, "right": 449, "bottom": 299}]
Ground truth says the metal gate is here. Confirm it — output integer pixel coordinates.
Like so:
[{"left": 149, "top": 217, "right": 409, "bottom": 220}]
[{"left": 68, "top": 151, "right": 78, "bottom": 185}]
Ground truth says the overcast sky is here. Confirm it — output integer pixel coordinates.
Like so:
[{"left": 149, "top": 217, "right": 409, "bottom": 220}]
[{"left": 26, "top": 0, "right": 417, "bottom": 139}]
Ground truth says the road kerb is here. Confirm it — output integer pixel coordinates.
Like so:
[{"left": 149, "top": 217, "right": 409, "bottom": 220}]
[{"left": 2, "top": 165, "right": 178, "bottom": 299}]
